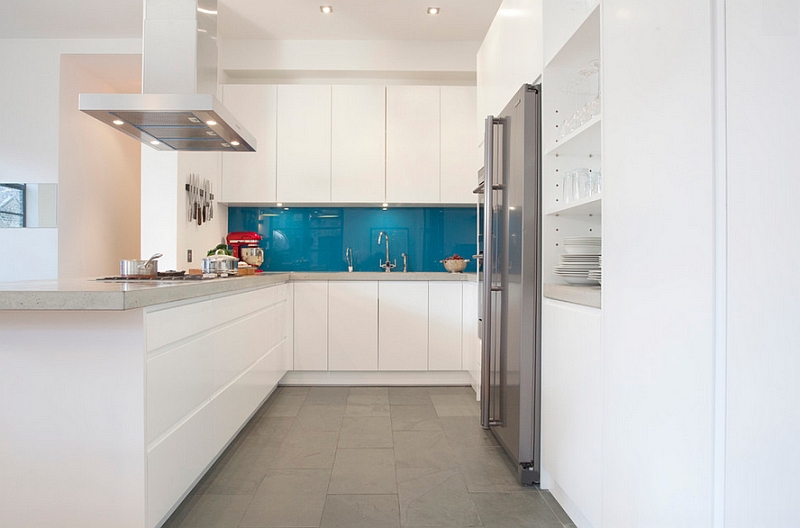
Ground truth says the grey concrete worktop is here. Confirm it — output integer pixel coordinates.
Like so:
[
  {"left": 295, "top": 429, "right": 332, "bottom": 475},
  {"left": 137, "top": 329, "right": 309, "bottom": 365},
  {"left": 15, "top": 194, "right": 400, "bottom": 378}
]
[{"left": 0, "top": 272, "right": 476, "bottom": 311}]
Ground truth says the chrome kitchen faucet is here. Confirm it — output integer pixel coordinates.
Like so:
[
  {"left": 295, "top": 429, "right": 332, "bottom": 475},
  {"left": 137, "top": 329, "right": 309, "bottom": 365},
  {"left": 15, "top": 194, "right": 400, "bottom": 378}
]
[{"left": 377, "top": 231, "right": 396, "bottom": 272}]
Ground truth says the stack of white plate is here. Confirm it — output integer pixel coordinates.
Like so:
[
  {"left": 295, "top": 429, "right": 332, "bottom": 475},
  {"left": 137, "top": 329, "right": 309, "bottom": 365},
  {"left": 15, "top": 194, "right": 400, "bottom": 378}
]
[{"left": 555, "top": 237, "right": 602, "bottom": 285}]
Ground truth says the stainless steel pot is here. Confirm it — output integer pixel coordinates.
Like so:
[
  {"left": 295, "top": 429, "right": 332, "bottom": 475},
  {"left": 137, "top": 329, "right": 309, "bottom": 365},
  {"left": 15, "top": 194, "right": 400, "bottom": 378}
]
[
  {"left": 120, "top": 253, "right": 162, "bottom": 277},
  {"left": 202, "top": 250, "right": 238, "bottom": 276}
]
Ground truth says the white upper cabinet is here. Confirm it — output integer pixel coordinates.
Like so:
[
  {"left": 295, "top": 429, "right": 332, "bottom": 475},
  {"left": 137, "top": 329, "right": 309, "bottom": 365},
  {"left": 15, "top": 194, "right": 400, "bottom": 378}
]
[
  {"left": 276, "top": 85, "right": 332, "bottom": 202},
  {"left": 221, "top": 85, "right": 277, "bottom": 203},
  {"left": 331, "top": 86, "right": 386, "bottom": 203},
  {"left": 328, "top": 281, "right": 379, "bottom": 371},
  {"left": 386, "top": 85, "right": 440, "bottom": 203},
  {"left": 440, "top": 86, "right": 478, "bottom": 204}
]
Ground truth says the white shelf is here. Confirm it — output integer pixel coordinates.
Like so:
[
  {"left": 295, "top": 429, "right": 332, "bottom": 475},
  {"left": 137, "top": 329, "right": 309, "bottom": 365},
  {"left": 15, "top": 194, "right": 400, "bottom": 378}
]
[
  {"left": 545, "top": 4, "right": 601, "bottom": 71},
  {"left": 546, "top": 115, "right": 601, "bottom": 157},
  {"left": 543, "top": 283, "right": 601, "bottom": 309},
  {"left": 547, "top": 194, "right": 601, "bottom": 216}
]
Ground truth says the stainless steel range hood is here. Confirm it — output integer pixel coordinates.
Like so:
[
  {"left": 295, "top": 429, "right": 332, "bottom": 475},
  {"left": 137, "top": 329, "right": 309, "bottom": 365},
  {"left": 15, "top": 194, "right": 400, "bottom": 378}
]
[{"left": 80, "top": 0, "right": 256, "bottom": 152}]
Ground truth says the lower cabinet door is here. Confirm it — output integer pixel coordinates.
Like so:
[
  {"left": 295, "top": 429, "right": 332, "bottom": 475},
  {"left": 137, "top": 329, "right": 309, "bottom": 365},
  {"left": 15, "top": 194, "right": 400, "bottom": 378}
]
[
  {"left": 378, "top": 281, "right": 428, "bottom": 370},
  {"left": 428, "top": 282, "right": 463, "bottom": 370},
  {"left": 329, "top": 281, "right": 378, "bottom": 371},
  {"left": 293, "top": 282, "right": 329, "bottom": 370}
]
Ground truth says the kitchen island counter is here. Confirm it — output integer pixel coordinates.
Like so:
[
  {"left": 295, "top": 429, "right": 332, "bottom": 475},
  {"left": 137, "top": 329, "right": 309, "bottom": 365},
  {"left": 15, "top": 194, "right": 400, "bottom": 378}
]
[{"left": 0, "top": 274, "right": 291, "bottom": 311}]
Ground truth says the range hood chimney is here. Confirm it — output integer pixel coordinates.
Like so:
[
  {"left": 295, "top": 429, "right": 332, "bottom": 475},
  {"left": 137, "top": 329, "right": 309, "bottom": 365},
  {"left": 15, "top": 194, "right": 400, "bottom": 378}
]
[{"left": 79, "top": 0, "right": 255, "bottom": 152}]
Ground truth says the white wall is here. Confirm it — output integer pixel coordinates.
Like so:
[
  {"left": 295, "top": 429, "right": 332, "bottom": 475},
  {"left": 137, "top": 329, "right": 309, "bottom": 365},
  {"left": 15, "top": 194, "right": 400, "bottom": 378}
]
[
  {"left": 602, "top": 1, "right": 716, "bottom": 526},
  {"left": 0, "top": 38, "right": 140, "bottom": 281},
  {"left": 219, "top": 39, "right": 479, "bottom": 83},
  {"left": 58, "top": 54, "right": 141, "bottom": 279},
  {"left": 140, "top": 150, "right": 226, "bottom": 272},
  {"left": 724, "top": 2, "right": 800, "bottom": 525}
]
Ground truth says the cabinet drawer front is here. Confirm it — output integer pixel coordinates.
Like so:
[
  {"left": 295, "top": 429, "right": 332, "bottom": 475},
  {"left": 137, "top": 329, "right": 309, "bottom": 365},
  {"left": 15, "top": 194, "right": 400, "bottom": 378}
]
[
  {"left": 146, "top": 299, "right": 212, "bottom": 351},
  {"left": 147, "top": 404, "right": 214, "bottom": 528},
  {"left": 213, "top": 309, "right": 273, "bottom": 391},
  {"left": 211, "top": 286, "right": 275, "bottom": 327},
  {"left": 146, "top": 334, "right": 214, "bottom": 444}
]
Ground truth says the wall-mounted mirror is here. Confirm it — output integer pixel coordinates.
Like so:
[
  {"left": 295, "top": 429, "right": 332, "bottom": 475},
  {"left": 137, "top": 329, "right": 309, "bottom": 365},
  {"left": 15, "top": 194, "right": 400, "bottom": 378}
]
[{"left": 0, "top": 183, "right": 57, "bottom": 228}]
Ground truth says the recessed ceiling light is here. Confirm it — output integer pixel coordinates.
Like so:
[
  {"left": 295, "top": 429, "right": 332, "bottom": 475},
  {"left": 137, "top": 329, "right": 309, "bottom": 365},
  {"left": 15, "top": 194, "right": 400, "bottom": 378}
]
[
  {"left": 427, "top": 7, "right": 440, "bottom": 15},
  {"left": 197, "top": 7, "right": 217, "bottom": 15},
  {"left": 150, "top": 140, "right": 160, "bottom": 145},
  {"left": 276, "top": 202, "right": 283, "bottom": 207},
  {"left": 206, "top": 120, "right": 217, "bottom": 126},
  {"left": 230, "top": 141, "right": 240, "bottom": 146},
  {"left": 320, "top": 5, "right": 333, "bottom": 14},
  {"left": 112, "top": 119, "right": 124, "bottom": 126},
  {"left": 382, "top": 203, "right": 388, "bottom": 207},
  {"left": 221, "top": 142, "right": 231, "bottom": 148}
]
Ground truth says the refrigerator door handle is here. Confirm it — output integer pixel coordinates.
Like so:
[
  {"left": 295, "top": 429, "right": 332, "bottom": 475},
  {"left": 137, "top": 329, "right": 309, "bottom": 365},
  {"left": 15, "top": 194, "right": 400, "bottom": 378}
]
[{"left": 481, "top": 115, "right": 500, "bottom": 429}]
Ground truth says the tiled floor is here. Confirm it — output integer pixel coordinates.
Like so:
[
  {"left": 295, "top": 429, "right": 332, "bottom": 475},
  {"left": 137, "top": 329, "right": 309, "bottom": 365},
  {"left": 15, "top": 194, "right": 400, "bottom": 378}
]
[{"left": 163, "top": 386, "right": 575, "bottom": 528}]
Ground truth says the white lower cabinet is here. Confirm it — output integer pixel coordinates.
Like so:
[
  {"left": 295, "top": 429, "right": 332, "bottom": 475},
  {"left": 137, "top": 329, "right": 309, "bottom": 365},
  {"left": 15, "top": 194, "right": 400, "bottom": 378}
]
[
  {"left": 328, "top": 281, "right": 378, "bottom": 371},
  {"left": 428, "top": 282, "right": 463, "bottom": 370},
  {"left": 145, "top": 284, "right": 289, "bottom": 528},
  {"left": 541, "top": 299, "right": 602, "bottom": 528},
  {"left": 378, "top": 281, "right": 429, "bottom": 371},
  {"left": 292, "top": 282, "right": 329, "bottom": 370}
]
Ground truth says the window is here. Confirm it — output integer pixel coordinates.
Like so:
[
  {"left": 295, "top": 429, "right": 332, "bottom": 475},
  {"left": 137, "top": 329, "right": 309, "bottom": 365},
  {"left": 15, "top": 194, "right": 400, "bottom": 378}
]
[{"left": 0, "top": 183, "right": 26, "bottom": 227}]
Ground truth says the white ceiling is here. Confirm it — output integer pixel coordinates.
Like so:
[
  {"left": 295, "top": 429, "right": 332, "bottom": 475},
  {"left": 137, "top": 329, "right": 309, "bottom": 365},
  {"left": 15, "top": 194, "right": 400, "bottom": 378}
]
[{"left": 0, "top": 0, "right": 502, "bottom": 41}]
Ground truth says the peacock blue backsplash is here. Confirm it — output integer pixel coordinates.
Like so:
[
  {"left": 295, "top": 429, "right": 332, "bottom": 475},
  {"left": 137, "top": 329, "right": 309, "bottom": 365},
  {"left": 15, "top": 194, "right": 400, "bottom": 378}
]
[{"left": 228, "top": 207, "right": 477, "bottom": 273}]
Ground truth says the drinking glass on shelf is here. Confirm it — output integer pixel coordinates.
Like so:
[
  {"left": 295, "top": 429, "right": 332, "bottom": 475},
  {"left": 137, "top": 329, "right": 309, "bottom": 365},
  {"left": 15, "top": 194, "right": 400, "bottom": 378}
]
[
  {"left": 563, "top": 171, "right": 575, "bottom": 203},
  {"left": 589, "top": 170, "right": 602, "bottom": 196},
  {"left": 574, "top": 168, "right": 591, "bottom": 200}
]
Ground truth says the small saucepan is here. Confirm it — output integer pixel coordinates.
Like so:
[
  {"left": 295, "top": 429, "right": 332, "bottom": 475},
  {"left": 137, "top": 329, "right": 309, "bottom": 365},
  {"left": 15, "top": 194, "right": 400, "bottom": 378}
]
[{"left": 120, "top": 253, "right": 163, "bottom": 277}]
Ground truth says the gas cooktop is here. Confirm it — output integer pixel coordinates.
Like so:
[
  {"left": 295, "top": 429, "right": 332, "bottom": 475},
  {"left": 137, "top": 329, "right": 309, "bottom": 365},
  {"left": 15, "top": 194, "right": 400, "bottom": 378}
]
[{"left": 96, "top": 274, "right": 231, "bottom": 282}]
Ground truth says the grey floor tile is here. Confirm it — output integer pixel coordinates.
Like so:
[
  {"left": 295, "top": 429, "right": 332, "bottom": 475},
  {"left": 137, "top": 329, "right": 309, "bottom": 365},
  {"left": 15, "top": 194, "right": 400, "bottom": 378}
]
[
  {"left": 426, "top": 386, "right": 476, "bottom": 397},
  {"left": 390, "top": 405, "right": 443, "bottom": 431},
  {"left": 540, "top": 490, "right": 574, "bottom": 525},
  {"left": 329, "top": 448, "right": 397, "bottom": 494},
  {"left": 196, "top": 435, "right": 283, "bottom": 495},
  {"left": 345, "top": 393, "right": 391, "bottom": 417},
  {"left": 276, "top": 386, "right": 311, "bottom": 396},
  {"left": 266, "top": 393, "right": 307, "bottom": 417},
  {"left": 162, "top": 493, "right": 252, "bottom": 528},
  {"left": 240, "top": 468, "right": 330, "bottom": 527},
  {"left": 453, "top": 447, "right": 524, "bottom": 493},
  {"left": 397, "top": 468, "right": 481, "bottom": 527},
  {"left": 350, "top": 386, "right": 389, "bottom": 396},
  {"left": 305, "top": 386, "right": 351, "bottom": 406},
  {"left": 393, "top": 430, "right": 458, "bottom": 470},
  {"left": 471, "top": 491, "right": 562, "bottom": 528},
  {"left": 291, "top": 404, "right": 345, "bottom": 432},
  {"left": 429, "top": 394, "right": 481, "bottom": 417},
  {"left": 273, "top": 430, "right": 339, "bottom": 469},
  {"left": 439, "top": 417, "right": 498, "bottom": 448},
  {"left": 388, "top": 387, "right": 433, "bottom": 406},
  {"left": 320, "top": 494, "right": 401, "bottom": 528},
  {"left": 339, "top": 416, "right": 394, "bottom": 448},
  {"left": 246, "top": 416, "right": 295, "bottom": 438}
]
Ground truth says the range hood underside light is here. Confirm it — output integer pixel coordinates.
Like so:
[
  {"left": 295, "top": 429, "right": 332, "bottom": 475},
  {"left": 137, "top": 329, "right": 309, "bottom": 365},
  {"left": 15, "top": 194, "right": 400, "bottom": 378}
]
[{"left": 79, "top": 93, "right": 256, "bottom": 152}]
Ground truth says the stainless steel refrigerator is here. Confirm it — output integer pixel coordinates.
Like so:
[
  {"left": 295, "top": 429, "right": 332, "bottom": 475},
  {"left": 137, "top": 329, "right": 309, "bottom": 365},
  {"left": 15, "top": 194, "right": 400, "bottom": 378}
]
[{"left": 478, "top": 84, "right": 542, "bottom": 486}]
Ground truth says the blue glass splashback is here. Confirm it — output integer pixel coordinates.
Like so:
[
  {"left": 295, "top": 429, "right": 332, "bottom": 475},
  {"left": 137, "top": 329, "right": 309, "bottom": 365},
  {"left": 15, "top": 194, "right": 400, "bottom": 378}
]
[{"left": 227, "top": 207, "right": 477, "bottom": 273}]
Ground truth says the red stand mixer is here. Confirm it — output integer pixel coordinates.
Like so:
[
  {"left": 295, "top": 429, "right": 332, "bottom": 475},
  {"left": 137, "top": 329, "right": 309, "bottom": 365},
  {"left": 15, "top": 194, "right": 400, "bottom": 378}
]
[{"left": 226, "top": 231, "right": 264, "bottom": 271}]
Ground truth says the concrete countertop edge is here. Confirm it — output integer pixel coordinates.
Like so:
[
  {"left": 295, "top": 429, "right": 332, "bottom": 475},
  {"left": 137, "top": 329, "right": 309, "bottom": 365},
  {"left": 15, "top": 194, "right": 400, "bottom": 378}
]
[{"left": 0, "top": 272, "right": 478, "bottom": 311}]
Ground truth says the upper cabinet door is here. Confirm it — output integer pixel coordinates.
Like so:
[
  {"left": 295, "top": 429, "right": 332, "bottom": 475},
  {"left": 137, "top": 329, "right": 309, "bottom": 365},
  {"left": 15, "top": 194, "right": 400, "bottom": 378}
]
[
  {"left": 440, "top": 86, "right": 478, "bottom": 204},
  {"left": 221, "top": 85, "right": 277, "bottom": 203},
  {"left": 276, "top": 85, "right": 332, "bottom": 202},
  {"left": 386, "top": 86, "right": 440, "bottom": 203},
  {"left": 331, "top": 86, "right": 386, "bottom": 203}
]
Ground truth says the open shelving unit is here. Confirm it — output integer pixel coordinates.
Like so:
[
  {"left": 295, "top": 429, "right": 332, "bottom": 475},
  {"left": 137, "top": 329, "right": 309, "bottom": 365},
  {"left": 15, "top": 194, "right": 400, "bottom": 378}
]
[{"left": 541, "top": 2, "right": 602, "bottom": 308}]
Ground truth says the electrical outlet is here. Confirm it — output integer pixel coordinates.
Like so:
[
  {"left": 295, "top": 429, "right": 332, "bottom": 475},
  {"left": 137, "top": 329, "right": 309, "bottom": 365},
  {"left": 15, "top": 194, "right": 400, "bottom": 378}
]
[{"left": 187, "top": 249, "right": 192, "bottom": 263}]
